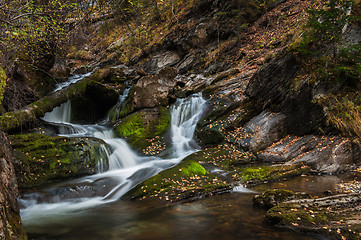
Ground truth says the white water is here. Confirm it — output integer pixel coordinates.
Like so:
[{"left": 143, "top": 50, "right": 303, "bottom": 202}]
[
  {"left": 20, "top": 92, "right": 206, "bottom": 223},
  {"left": 53, "top": 72, "right": 92, "bottom": 92}
]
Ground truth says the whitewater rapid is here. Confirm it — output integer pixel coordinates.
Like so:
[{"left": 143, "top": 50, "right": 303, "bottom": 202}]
[{"left": 19, "top": 91, "right": 206, "bottom": 223}]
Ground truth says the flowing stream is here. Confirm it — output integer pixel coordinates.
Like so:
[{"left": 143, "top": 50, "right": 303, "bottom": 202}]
[
  {"left": 19, "top": 89, "right": 206, "bottom": 225},
  {"left": 19, "top": 77, "right": 331, "bottom": 240}
]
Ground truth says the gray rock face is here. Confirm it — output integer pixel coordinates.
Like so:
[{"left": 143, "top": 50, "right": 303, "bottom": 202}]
[
  {"left": 130, "top": 67, "right": 178, "bottom": 111},
  {"left": 143, "top": 51, "right": 181, "bottom": 74},
  {"left": 240, "top": 111, "right": 287, "bottom": 152},
  {"left": 245, "top": 53, "right": 326, "bottom": 135},
  {"left": 0, "top": 131, "right": 27, "bottom": 239},
  {"left": 258, "top": 135, "right": 360, "bottom": 174}
]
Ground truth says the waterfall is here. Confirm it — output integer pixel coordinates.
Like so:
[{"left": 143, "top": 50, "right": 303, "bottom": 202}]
[
  {"left": 42, "top": 100, "right": 72, "bottom": 123},
  {"left": 20, "top": 92, "right": 207, "bottom": 223},
  {"left": 171, "top": 95, "right": 206, "bottom": 156}
]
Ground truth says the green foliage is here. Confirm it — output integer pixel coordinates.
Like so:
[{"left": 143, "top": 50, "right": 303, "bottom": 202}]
[
  {"left": 292, "top": 0, "right": 352, "bottom": 57},
  {"left": 0, "top": 67, "right": 7, "bottom": 104},
  {"left": 318, "top": 92, "right": 361, "bottom": 138},
  {"left": 0, "top": 0, "right": 87, "bottom": 70}
]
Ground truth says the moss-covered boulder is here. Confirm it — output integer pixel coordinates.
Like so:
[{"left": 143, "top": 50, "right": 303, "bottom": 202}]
[
  {"left": 10, "top": 133, "right": 107, "bottom": 187},
  {"left": 113, "top": 107, "right": 170, "bottom": 152},
  {"left": 124, "top": 156, "right": 230, "bottom": 203}
]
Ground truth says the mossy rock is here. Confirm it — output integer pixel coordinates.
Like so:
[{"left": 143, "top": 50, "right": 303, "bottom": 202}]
[
  {"left": 253, "top": 189, "right": 312, "bottom": 209},
  {"left": 235, "top": 164, "right": 311, "bottom": 186},
  {"left": 10, "top": 133, "right": 107, "bottom": 187},
  {"left": 124, "top": 157, "right": 230, "bottom": 202},
  {"left": 113, "top": 107, "right": 170, "bottom": 152}
]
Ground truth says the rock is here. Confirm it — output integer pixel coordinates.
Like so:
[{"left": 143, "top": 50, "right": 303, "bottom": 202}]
[
  {"left": 110, "top": 64, "right": 134, "bottom": 78},
  {"left": 196, "top": 128, "right": 224, "bottom": 146},
  {"left": 129, "top": 67, "right": 178, "bottom": 111},
  {"left": 0, "top": 131, "right": 27, "bottom": 239},
  {"left": 265, "top": 192, "right": 361, "bottom": 239},
  {"left": 240, "top": 111, "right": 287, "bottom": 152},
  {"left": 49, "top": 56, "right": 70, "bottom": 80},
  {"left": 143, "top": 51, "right": 181, "bottom": 74},
  {"left": 107, "top": 37, "right": 124, "bottom": 51},
  {"left": 245, "top": 52, "right": 326, "bottom": 135},
  {"left": 10, "top": 133, "right": 107, "bottom": 187},
  {"left": 253, "top": 189, "right": 312, "bottom": 209},
  {"left": 71, "top": 82, "right": 119, "bottom": 123},
  {"left": 113, "top": 107, "right": 170, "bottom": 151},
  {"left": 258, "top": 135, "right": 358, "bottom": 174}
]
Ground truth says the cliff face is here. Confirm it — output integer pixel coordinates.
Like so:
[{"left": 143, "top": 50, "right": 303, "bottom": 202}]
[{"left": 0, "top": 131, "right": 27, "bottom": 240}]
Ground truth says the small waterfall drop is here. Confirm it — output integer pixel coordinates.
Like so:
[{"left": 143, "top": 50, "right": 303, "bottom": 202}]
[
  {"left": 42, "top": 100, "right": 72, "bottom": 123},
  {"left": 20, "top": 91, "right": 207, "bottom": 223}
]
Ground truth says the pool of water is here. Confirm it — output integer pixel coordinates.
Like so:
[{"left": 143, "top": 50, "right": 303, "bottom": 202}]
[{"left": 26, "top": 174, "right": 353, "bottom": 240}]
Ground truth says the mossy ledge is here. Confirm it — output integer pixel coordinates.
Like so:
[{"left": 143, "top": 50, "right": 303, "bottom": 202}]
[
  {"left": 10, "top": 133, "right": 107, "bottom": 187},
  {"left": 264, "top": 193, "right": 361, "bottom": 239},
  {"left": 124, "top": 153, "right": 231, "bottom": 203}
]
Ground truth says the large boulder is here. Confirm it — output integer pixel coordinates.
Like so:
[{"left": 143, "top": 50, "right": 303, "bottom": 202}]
[
  {"left": 10, "top": 133, "right": 107, "bottom": 187},
  {"left": 258, "top": 135, "right": 361, "bottom": 174},
  {"left": 0, "top": 131, "right": 27, "bottom": 239},
  {"left": 129, "top": 67, "right": 178, "bottom": 112},
  {"left": 240, "top": 111, "right": 287, "bottom": 152}
]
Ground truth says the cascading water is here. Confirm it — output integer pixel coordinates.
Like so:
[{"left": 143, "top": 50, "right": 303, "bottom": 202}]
[{"left": 19, "top": 90, "right": 206, "bottom": 224}]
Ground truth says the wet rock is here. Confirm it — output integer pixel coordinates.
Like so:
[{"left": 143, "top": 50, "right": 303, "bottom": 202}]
[
  {"left": 258, "top": 136, "right": 357, "bottom": 174},
  {"left": 0, "top": 131, "right": 27, "bottom": 239},
  {"left": 240, "top": 111, "right": 287, "bottom": 152},
  {"left": 129, "top": 67, "right": 178, "bottom": 111},
  {"left": 10, "top": 133, "right": 107, "bottom": 187}
]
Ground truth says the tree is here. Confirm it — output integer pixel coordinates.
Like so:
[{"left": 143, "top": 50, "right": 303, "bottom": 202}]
[{"left": 306, "top": 0, "right": 352, "bottom": 56}]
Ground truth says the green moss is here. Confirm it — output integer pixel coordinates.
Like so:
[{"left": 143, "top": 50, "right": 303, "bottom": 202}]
[
  {"left": 125, "top": 157, "right": 230, "bottom": 202},
  {"left": 114, "top": 107, "right": 170, "bottom": 151},
  {"left": 10, "top": 133, "right": 106, "bottom": 187},
  {"left": 237, "top": 164, "right": 310, "bottom": 185},
  {"left": 267, "top": 204, "right": 334, "bottom": 226}
]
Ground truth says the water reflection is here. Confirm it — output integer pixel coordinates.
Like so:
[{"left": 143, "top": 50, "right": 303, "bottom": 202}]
[{"left": 26, "top": 175, "right": 351, "bottom": 240}]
